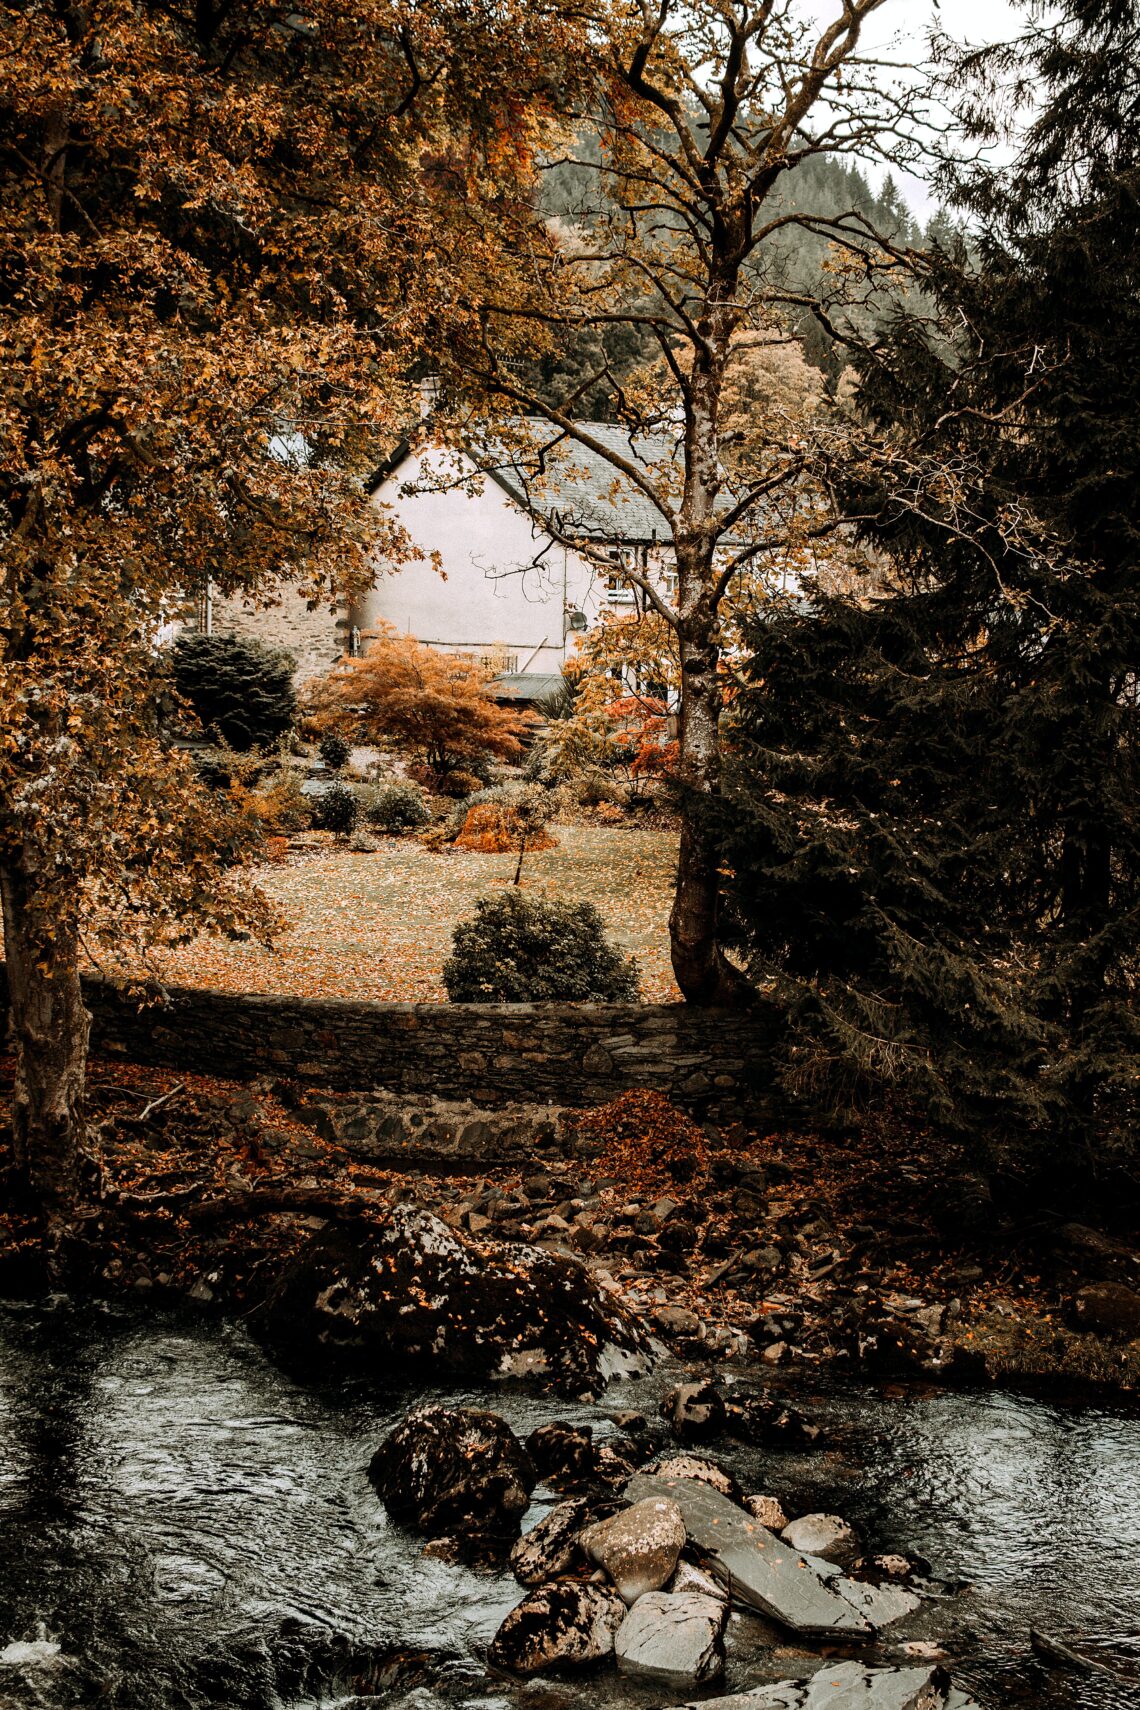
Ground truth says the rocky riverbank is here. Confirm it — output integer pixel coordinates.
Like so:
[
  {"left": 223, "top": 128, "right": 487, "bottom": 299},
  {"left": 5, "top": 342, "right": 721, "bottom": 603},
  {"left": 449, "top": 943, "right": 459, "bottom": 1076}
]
[
  {"left": 362, "top": 1399, "right": 980, "bottom": 1709},
  {"left": 0, "top": 1057, "right": 1138, "bottom": 1397}
]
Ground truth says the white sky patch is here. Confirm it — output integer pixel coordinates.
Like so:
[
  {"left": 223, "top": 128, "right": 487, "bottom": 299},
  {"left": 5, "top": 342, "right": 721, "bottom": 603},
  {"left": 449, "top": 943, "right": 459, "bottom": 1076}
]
[{"left": 801, "top": 0, "right": 1031, "bottom": 215}]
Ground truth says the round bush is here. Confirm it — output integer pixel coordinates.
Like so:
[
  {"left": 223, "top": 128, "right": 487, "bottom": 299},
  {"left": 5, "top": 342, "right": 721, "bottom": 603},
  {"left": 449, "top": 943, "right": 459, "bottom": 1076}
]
[
  {"left": 443, "top": 891, "right": 640, "bottom": 1002},
  {"left": 311, "top": 781, "right": 359, "bottom": 836},
  {"left": 170, "top": 633, "right": 297, "bottom": 751},
  {"left": 438, "top": 768, "right": 484, "bottom": 799},
  {"left": 366, "top": 782, "right": 431, "bottom": 834},
  {"left": 318, "top": 731, "right": 351, "bottom": 772}
]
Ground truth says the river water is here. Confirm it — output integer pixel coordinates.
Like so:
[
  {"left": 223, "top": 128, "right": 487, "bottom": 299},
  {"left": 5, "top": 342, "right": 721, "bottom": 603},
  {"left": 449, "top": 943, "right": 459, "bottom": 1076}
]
[{"left": 0, "top": 1299, "right": 1137, "bottom": 1710}]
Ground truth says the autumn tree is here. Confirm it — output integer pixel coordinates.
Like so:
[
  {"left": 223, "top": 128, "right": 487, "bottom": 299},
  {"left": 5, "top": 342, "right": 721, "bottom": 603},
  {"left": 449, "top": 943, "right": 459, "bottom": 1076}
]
[
  {"left": 0, "top": 0, "right": 583, "bottom": 1255},
  {"left": 311, "top": 628, "right": 533, "bottom": 781},
  {"left": 441, "top": 0, "right": 921, "bottom": 1003}
]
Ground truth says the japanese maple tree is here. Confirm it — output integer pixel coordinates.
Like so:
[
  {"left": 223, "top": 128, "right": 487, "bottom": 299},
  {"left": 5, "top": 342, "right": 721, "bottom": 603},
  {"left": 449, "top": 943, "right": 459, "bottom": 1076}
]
[{"left": 310, "top": 626, "right": 534, "bottom": 780}]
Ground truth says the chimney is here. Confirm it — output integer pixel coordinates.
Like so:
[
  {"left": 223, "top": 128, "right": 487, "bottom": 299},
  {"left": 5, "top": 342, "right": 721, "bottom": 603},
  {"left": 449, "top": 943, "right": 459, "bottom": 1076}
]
[{"left": 418, "top": 373, "right": 441, "bottom": 420}]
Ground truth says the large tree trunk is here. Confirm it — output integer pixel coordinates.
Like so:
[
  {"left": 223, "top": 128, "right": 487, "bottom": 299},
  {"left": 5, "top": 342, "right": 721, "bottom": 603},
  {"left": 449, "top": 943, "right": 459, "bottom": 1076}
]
[
  {"left": 668, "top": 295, "right": 754, "bottom": 1008},
  {"left": 668, "top": 620, "right": 754, "bottom": 1006},
  {"left": 1, "top": 859, "right": 89, "bottom": 1249}
]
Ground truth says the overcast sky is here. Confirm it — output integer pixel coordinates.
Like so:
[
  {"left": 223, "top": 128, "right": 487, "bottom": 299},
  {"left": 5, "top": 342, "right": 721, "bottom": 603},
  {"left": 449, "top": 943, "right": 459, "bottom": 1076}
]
[{"left": 805, "top": 0, "right": 1031, "bottom": 214}]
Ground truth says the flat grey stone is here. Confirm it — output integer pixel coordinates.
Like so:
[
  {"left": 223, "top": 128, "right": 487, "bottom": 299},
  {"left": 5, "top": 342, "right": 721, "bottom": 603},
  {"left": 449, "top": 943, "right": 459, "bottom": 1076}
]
[
  {"left": 829, "top": 1576, "right": 921, "bottom": 1627},
  {"left": 664, "top": 1660, "right": 950, "bottom": 1709},
  {"left": 624, "top": 1475, "right": 872, "bottom": 1638},
  {"left": 614, "top": 1589, "right": 726, "bottom": 1682},
  {"left": 798, "top": 1556, "right": 922, "bottom": 1629}
]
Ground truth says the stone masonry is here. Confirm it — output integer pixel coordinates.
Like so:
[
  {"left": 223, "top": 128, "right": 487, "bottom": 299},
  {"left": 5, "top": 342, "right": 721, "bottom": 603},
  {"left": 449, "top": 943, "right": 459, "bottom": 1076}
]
[{"left": 4, "top": 972, "right": 778, "bottom": 1119}]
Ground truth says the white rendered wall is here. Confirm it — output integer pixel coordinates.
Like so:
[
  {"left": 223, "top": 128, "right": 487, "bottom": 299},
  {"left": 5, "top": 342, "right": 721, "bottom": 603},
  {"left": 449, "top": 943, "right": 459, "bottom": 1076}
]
[{"left": 358, "top": 447, "right": 603, "bottom": 673}]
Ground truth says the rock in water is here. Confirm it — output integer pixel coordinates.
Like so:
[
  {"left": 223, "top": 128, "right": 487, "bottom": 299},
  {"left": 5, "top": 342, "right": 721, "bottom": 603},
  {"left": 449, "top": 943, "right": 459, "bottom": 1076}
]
[
  {"left": 615, "top": 1590, "right": 727, "bottom": 1683},
  {"left": 646, "top": 1454, "right": 743, "bottom": 1501},
  {"left": 368, "top": 1406, "right": 535, "bottom": 1541},
  {"left": 510, "top": 1500, "right": 590, "bottom": 1585},
  {"left": 525, "top": 1421, "right": 595, "bottom": 1483},
  {"left": 623, "top": 1474, "right": 872, "bottom": 1638},
  {"left": 580, "top": 1497, "right": 686, "bottom": 1603},
  {"left": 744, "top": 1494, "right": 788, "bottom": 1530},
  {"left": 661, "top": 1381, "right": 727, "bottom": 1442},
  {"left": 487, "top": 1580, "right": 626, "bottom": 1674},
  {"left": 254, "top": 1206, "right": 648, "bottom": 1391},
  {"left": 661, "top": 1660, "right": 953, "bottom": 1708},
  {"left": 781, "top": 1514, "right": 860, "bottom": 1565}
]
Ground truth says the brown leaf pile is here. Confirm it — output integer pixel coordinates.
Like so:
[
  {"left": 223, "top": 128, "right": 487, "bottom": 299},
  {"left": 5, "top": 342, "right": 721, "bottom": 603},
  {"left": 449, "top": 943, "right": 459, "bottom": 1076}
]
[{"left": 565, "top": 1089, "right": 709, "bottom": 1193}]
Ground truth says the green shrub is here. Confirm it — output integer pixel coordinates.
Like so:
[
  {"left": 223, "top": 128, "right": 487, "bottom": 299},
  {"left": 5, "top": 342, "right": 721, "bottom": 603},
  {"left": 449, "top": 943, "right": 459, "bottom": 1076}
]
[
  {"left": 318, "top": 731, "right": 351, "bottom": 772},
  {"left": 365, "top": 782, "right": 431, "bottom": 834},
  {"left": 311, "top": 781, "right": 358, "bottom": 836},
  {"left": 443, "top": 891, "right": 640, "bottom": 1002},
  {"left": 171, "top": 634, "right": 297, "bottom": 751}
]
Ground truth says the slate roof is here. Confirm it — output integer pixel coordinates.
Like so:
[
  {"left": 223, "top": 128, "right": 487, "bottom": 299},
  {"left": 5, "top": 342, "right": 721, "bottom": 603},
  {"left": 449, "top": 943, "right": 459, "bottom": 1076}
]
[{"left": 488, "top": 421, "right": 679, "bottom": 543}]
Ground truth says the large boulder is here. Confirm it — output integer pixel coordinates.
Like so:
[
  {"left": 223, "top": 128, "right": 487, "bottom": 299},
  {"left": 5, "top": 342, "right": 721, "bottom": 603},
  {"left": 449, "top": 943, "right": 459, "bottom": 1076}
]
[
  {"left": 580, "top": 1496, "right": 686, "bottom": 1604},
  {"left": 615, "top": 1590, "right": 727, "bottom": 1683},
  {"left": 510, "top": 1499, "right": 590, "bottom": 1585},
  {"left": 487, "top": 1580, "right": 626, "bottom": 1674},
  {"left": 368, "top": 1406, "right": 535, "bottom": 1542},
  {"left": 254, "top": 1206, "right": 648, "bottom": 1391},
  {"left": 1070, "top": 1281, "right": 1140, "bottom": 1338}
]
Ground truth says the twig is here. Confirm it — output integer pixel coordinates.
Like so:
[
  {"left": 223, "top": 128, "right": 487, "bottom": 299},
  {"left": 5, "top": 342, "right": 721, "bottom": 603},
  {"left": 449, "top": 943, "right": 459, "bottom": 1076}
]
[{"left": 137, "top": 1083, "right": 186, "bottom": 1123}]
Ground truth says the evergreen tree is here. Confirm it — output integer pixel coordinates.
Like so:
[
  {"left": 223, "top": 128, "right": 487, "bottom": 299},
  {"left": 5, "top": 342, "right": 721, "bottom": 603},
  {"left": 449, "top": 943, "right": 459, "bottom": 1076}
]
[
  {"left": 171, "top": 635, "right": 297, "bottom": 753},
  {"left": 716, "top": 0, "right": 1140, "bottom": 1161}
]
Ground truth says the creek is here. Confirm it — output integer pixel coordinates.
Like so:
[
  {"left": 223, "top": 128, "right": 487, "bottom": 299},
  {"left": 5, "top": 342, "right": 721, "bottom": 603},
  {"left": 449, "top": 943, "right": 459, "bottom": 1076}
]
[{"left": 0, "top": 1299, "right": 1137, "bottom": 1710}]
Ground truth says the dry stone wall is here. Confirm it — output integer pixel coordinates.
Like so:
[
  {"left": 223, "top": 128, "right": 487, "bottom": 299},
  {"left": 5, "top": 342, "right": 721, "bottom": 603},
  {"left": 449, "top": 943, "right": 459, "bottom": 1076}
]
[{"left": 6, "top": 972, "right": 778, "bottom": 1118}]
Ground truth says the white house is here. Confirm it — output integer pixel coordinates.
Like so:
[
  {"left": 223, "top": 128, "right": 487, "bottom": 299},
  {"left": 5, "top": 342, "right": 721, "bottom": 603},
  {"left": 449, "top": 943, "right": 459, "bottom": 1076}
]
[
  {"left": 353, "top": 422, "right": 678, "bottom": 699},
  {"left": 204, "top": 418, "right": 680, "bottom": 698}
]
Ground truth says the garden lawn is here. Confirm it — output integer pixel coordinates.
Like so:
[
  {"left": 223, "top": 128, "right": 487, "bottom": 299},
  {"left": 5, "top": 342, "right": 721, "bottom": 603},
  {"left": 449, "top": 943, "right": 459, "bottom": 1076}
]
[{"left": 153, "top": 823, "right": 681, "bottom": 1003}]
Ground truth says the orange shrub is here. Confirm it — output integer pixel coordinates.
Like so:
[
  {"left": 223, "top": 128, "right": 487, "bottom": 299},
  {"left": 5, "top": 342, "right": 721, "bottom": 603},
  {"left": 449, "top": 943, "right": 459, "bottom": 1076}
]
[{"left": 453, "top": 802, "right": 558, "bottom": 854}]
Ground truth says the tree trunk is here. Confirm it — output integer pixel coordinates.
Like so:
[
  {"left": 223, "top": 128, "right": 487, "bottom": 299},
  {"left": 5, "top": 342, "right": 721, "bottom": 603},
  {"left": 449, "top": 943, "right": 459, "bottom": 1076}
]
[
  {"left": 668, "top": 292, "right": 754, "bottom": 1008},
  {"left": 1, "top": 859, "right": 89, "bottom": 1249},
  {"left": 668, "top": 624, "right": 754, "bottom": 1006}
]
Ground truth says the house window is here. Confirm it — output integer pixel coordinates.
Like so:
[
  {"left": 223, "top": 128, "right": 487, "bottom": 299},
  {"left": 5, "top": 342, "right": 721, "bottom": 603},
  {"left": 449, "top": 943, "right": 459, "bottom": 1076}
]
[{"left": 603, "top": 546, "right": 641, "bottom": 604}]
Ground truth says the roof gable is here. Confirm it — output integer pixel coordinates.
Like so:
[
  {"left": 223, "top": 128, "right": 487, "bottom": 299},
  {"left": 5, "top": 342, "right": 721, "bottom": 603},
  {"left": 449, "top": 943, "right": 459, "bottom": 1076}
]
[{"left": 367, "top": 419, "right": 678, "bottom": 545}]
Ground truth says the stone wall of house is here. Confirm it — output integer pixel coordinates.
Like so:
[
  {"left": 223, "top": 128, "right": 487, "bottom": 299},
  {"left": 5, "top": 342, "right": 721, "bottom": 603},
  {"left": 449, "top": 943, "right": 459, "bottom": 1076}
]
[
  {"left": 209, "top": 588, "right": 345, "bottom": 685},
  {"left": 12, "top": 973, "right": 778, "bottom": 1118}
]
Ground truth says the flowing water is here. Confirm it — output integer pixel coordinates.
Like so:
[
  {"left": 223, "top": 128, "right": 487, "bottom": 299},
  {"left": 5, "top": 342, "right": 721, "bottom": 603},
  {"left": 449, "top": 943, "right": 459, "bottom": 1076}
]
[{"left": 0, "top": 1298, "right": 1137, "bottom": 1710}]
